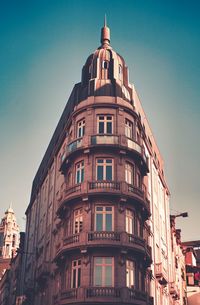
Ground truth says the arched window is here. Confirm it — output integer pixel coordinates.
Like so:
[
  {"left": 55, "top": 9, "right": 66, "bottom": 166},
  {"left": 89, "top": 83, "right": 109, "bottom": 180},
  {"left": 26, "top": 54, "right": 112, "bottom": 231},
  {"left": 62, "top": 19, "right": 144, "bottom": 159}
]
[{"left": 102, "top": 60, "right": 109, "bottom": 69}]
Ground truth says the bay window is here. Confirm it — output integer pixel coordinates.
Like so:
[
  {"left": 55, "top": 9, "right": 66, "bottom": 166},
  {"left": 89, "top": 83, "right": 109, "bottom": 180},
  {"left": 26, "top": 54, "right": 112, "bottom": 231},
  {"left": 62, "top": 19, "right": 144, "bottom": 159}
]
[
  {"left": 94, "top": 257, "right": 114, "bottom": 286},
  {"left": 95, "top": 206, "right": 113, "bottom": 231},
  {"left": 75, "top": 161, "right": 84, "bottom": 184},
  {"left": 97, "top": 115, "right": 113, "bottom": 134},
  {"left": 71, "top": 259, "right": 81, "bottom": 288},
  {"left": 96, "top": 158, "right": 113, "bottom": 181},
  {"left": 73, "top": 208, "right": 83, "bottom": 234},
  {"left": 126, "top": 260, "right": 135, "bottom": 288},
  {"left": 125, "top": 162, "right": 134, "bottom": 184}
]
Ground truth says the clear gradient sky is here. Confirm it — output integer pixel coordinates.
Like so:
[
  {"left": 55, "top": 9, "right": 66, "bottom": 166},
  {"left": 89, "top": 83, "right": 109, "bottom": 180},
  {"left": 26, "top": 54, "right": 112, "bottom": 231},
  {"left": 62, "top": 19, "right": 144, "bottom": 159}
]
[{"left": 0, "top": 0, "right": 199, "bottom": 240}]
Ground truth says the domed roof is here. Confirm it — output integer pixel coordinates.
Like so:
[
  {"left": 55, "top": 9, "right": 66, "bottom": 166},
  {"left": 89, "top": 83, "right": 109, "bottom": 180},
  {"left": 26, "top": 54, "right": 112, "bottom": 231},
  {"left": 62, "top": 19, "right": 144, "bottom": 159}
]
[{"left": 78, "top": 18, "right": 133, "bottom": 103}]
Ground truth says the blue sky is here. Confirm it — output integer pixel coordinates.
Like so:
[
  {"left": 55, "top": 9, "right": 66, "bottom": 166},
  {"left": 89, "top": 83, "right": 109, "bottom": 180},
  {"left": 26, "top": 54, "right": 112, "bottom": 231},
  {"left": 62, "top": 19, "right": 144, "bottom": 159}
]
[{"left": 0, "top": 0, "right": 199, "bottom": 240}]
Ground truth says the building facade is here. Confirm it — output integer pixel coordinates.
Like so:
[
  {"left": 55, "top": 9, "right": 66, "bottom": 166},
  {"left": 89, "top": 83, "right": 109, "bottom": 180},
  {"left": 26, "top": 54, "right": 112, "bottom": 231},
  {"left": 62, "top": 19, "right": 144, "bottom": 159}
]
[{"left": 22, "top": 22, "right": 179, "bottom": 305}]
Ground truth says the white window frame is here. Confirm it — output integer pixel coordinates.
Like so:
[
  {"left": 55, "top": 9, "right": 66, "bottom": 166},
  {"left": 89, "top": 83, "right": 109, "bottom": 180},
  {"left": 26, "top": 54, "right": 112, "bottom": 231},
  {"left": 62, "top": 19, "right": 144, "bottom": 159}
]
[
  {"left": 126, "top": 260, "right": 135, "bottom": 288},
  {"left": 125, "top": 119, "right": 133, "bottom": 139},
  {"left": 96, "top": 158, "right": 113, "bottom": 180},
  {"left": 75, "top": 161, "right": 84, "bottom": 184},
  {"left": 73, "top": 208, "right": 83, "bottom": 234},
  {"left": 95, "top": 206, "right": 114, "bottom": 231},
  {"left": 77, "top": 119, "right": 85, "bottom": 138},
  {"left": 126, "top": 209, "right": 135, "bottom": 235},
  {"left": 71, "top": 259, "right": 81, "bottom": 288},
  {"left": 97, "top": 115, "right": 113, "bottom": 134},
  {"left": 94, "top": 257, "right": 114, "bottom": 287},
  {"left": 125, "top": 162, "right": 134, "bottom": 184}
]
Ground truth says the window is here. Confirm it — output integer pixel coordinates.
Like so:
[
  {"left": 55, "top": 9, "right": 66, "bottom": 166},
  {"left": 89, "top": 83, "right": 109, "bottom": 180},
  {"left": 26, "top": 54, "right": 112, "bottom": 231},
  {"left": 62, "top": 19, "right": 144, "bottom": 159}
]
[
  {"left": 94, "top": 257, "right": 114, "bottom": 286},
  {"left": 96, "top": 159, "right": 113, "bottom": 181},
  {"left": 73, "top": 208, "right": 83, "bottom": 234},
  {"left": 97, "top": 115, "right": 113, "bottom": 134},
  {"left": 126, "top": 260, "right": 135, "bottom": 288},
  {"left": 125, "top": 162, "right": 134, "bottom": 184},
  {"left": 71, "top": 259, "right": 81, "bottom": 288},
  {"left": 136, "top": 171, "right": 142, "bottom": 188},
  {"left": 102, "top": 61, "right": 109, "bottom": 69},
  {"left": 137, "top": 216, "right": 143, "bottom": 237},
  {"left": 95, "top": 206, "right": 113, "bottom": 231},
  {"left": 77, "top": 119, "right": 85, "bottom": 138},
  {"left": 75, "top": 161, "right": 84, "bottom": 184},
  {"left": 126, "top": 209, "right": 135, "bottom": 234},
  {"left": 125, "top": 119, "right": 133, "bottom": 139},
  {"left": 119, "top": 64, "right": 123, "bottom": 81}
]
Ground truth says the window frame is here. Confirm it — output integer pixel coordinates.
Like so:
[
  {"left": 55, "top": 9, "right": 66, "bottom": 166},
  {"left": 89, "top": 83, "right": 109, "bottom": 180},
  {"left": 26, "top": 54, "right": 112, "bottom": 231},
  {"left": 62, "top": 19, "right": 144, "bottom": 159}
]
[
  {"left": 71, "top": 259, "right": 81, "bottom": 288},
  {"left": 125, "top": 209, "right": 135, "bottom": 235},
  {"left": 97, "top": 115, "right": 113, "bottom": 134},
  {"left": 77, "top": 119, "right": 85, "bottom": 138},
  {"left": 94, "top": 257, "right": 114, "bottom": 287},
  {"left": 125, "top": 118, "right": 133, "bottom": 139},
  {"left": 73, "top": 208, "right": 83, "bottom": 234},
  {"left": 75, "top": 161, "right": 84, "bottom": 184},
  {"left": 125, "top": 162, "right": 134, "bottom": 185},
  {"left": 126, "top": 259, "right": 135, "bottom": 288},
  {"left": 95, "top": 206, "right": 114, "bottom": 231},
  {"left": 96, "top": 158, "right": 114, "bottom": 181}
]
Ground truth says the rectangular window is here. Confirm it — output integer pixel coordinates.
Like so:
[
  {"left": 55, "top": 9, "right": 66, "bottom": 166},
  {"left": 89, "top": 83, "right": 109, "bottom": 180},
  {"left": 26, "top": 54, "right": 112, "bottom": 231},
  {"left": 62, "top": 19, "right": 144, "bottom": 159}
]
[
  {"left": 73, "top": 208, "right": 83, "bottom": 234},
  {"left": 95, "top": 206, "right": 113, "bottom": 231},
  {"left": 126, "top": 209, "right": 135, "bottom": 234},
  {"left": 125, "top": 119, "right": 133, "bottom": 139},
  {"left": 94, "top": 257, "right": 114, "bottom": 287},
  {"left": 97, "top": 115, "right": 113, "bottom": 134},
  {"left": 77, "top": 119, "right": 85, "bottom": 138},
  {"left": 96, "top": 159, "right": 113, "bottom": 181},
  {"left": 71, "top": 259, "right": 81, "bottom": 288},
  {"left": 125, "top": 162, "right": 134, "bottom": 184},
  {"left": 126, "top": 260, "right": 135, "bottom": 288},
  {"left": 136, "top": 172, "right": 142, "bottom": 188},
  {"left": 75, "top": 161, "right": 84, "bottom": 184}
]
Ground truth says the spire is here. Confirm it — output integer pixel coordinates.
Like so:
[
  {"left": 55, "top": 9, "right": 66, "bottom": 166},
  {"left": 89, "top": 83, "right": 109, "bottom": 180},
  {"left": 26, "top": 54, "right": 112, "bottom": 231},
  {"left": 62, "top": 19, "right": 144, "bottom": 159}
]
[{"left": 101, "top": 15, "right": 110, "bottom": 47}]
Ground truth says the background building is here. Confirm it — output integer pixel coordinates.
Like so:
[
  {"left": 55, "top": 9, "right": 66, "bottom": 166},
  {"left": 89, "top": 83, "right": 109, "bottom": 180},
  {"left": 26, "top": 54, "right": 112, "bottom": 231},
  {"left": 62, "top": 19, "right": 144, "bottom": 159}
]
[
  {"left": 0, "top": 207, "right": 20, "bottom": 279},
  {"left": 21, "top": 22, "right": 186, "bottom": 305}
]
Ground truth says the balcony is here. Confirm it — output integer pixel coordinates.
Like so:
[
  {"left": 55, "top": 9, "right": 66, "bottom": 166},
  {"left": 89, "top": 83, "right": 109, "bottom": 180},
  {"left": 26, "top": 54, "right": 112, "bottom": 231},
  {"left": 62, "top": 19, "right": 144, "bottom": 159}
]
[
  {"left": 60, "top": 138, "right": 83, "bottom": 170},
  {"left": 155, "top": 263, "right": 168, "bottom": 285},
  {"left": 59, "top": 287, "right": 153, "bottom": 304},
  {"left": 91, "top": 134, "right": 119, "bottom": 145},
  {"left": 57, "top": 181, "right": 150, "bottom": 217},
  {"left": 54, "top": 232, "right": 151, "bottom": 262}
]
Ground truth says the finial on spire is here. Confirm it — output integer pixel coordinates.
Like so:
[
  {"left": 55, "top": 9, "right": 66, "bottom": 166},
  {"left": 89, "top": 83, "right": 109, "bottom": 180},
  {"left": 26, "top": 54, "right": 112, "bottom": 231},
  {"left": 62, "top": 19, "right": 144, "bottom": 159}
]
[
  {"left": 101, "top": 15, "right": 110, "bottom": 47},
  {"left": 104, "top": 14, "right": 107, "bottom": 27}
]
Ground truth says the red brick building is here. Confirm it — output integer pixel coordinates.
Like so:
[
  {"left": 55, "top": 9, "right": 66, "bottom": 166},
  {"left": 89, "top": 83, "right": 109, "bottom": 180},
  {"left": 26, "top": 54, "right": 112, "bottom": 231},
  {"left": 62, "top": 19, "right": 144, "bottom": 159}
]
[{"left": 22, "top": 21, "right": 174, "bottom": 305}]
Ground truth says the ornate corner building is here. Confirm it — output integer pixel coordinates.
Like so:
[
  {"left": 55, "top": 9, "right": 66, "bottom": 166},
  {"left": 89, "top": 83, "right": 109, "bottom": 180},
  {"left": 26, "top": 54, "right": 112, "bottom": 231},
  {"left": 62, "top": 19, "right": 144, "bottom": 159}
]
[{"left": 22, "top": 21, "right": 176, "bottom": 305}]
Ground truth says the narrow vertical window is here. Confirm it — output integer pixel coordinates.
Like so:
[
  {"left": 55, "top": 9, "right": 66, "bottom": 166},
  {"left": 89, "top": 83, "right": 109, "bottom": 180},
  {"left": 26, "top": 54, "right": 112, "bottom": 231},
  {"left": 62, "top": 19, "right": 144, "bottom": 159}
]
[
  {"left": 75, "top": 161, "right": 84, "bottom": 184},
  {"left": 136, "top": 171, "right": 142, "bottom": 189},
  {"left": 126, "top": 209, "right": 135, "bottom": 235},
  {"left": 71, "top": 259, "right": 81, "bottom": 288},
  {"left": 125, "top": 162, "right": 134, "bottom": 184},
  {"left": 73, "top": 208, "right": 83, "bottom": 234},
  {"left": 119, "top": 64, "right": 123, "bottom": 81},
  {"left": 97, "top": 115, "right": 113, "bottom": 134},
  {"left": 96, "top": 159, "right": 113, "bottom": 181},
  {"left": 125, "top": 119, "right": 133, "bottom": 139},
  {"left": 126, "top": 260, "right": 135, "bottom": 288},
  {"left": 94, "top": 257, "right": 114, "bottom": 286},
  {"left": 77, "top": 119, "right": 85, "bottom": 138},
  {"left": 95, "top": 206, "right": 113, "bottom": 231}
]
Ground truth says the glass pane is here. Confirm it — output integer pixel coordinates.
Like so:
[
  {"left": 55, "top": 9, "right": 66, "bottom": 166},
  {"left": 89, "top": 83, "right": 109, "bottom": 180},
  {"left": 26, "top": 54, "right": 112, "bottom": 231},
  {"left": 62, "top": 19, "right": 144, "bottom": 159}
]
[
  {"left": 106, "top": 166, "right": 112, "bottom": 180},
  {"left": 95, "top": 257, "right": 103, "bottom": 264},
  {"left": 106, "top": 159, "right": 112, "bottom": 163},
  {"left": 81, "top": 169, "right": 84, "bottom": 182},
  {"left": 99, "top": 122, "right": 104, "bottom": 133},
  {"left": 96, "top": 214, "right": 103, "bottom": 231},
  {"left": 105, "top": 266, "right": 112, "bottom": 286},
  {"left": 78, "top": 268, "right": 81, "bottom": 287},
  {"left": 97, "top": 166, "right": 103, "bottom": 180},
  {"left": 97, "top": 159, "right": 104, "bottom": 163},
  {"left": 105, "top": 214, "right": 112, "bottom": 231},
  {"left": 76, "top": 171, "right": 80, "bottom": 183},
  {"left": 78, "top": 128, "right": 81, "bottom": 138},
  {"left": 107, "top": 122, "right": 112, "bottom": 134},
  {"left": 106, "top": 207, "right": 112, "bottom": 211},
  {"left": 94, "top": 266, "right": 102, "bottom": 286},
  {"left": 105, "top": 257, "right": 112, "bottom": 264},
  {"left": 82, "top": 126, "right": 85, "bottom": 136},
  {"left": 72, "top": 269, "right": 76, "bottom": 288},
  {"left": 96, "top": 207, "right": 103, "bottom": 211}
]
